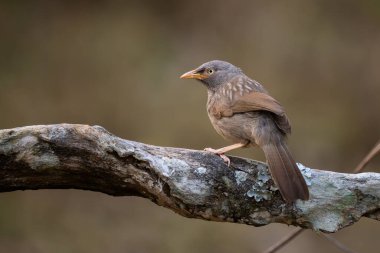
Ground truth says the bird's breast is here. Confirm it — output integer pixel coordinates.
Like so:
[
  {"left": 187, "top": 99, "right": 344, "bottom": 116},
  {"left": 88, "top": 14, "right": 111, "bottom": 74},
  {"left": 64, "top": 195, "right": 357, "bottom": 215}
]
[{"left": 206, "top": 93, "right": 257, "bottom": 144}]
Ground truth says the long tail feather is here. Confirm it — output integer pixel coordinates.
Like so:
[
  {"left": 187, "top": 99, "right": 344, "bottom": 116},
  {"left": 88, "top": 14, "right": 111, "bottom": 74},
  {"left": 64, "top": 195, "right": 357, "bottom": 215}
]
[{"left": 262, "top": 142, "right": 309, "bottom": 203}]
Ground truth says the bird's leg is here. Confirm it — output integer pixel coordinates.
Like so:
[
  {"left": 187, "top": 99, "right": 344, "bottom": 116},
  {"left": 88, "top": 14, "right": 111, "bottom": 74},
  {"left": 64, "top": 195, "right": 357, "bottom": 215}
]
[
  {"left": 204, "top": 143, "right": 248, "bottom": 166},
  {"left": 205, "top": 143, "right": 248, "bottom": 154}
]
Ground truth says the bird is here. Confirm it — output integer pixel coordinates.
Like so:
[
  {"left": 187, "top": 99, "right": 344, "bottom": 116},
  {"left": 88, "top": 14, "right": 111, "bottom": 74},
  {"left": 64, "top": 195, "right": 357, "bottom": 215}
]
[{"left": 180, "top": 60, "right": 309, "bottom": 203}]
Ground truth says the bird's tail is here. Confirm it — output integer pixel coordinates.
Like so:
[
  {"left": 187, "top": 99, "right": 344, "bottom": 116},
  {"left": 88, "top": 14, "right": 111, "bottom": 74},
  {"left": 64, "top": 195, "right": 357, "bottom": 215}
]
[{"left": 262, "top": 142, "right": 309, "bottom": 203}]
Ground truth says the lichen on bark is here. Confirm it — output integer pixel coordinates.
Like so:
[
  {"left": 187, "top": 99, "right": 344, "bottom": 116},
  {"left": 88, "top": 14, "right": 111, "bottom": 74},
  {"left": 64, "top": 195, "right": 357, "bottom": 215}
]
[{"left": 0, "top": 124, "right": 379, "bottom": 233}]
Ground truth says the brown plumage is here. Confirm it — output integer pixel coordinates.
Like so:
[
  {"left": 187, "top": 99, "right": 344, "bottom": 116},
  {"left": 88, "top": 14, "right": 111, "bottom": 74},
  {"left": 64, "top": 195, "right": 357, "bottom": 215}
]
[{"left": 181, "top": 60, "right": 309, "bottom": 203}]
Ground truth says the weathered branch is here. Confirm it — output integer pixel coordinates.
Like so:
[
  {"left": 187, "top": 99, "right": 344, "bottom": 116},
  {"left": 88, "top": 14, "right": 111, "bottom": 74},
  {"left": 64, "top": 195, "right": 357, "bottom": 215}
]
[{"left": 0, "top": 124, "right": 379, "bottom": 232}]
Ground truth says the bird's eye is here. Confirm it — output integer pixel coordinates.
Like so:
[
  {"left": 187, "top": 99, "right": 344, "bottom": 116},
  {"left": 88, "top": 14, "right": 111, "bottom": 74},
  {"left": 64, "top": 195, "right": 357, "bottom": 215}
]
[{"left": 207, "top": 68, "right": 214, "bottom": 74}]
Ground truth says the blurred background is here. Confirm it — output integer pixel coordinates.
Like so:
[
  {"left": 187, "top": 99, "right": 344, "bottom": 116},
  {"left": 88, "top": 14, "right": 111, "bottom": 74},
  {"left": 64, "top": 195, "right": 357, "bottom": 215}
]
[{"left": 0, "top": 0, "right": 379, "bottom": 252}]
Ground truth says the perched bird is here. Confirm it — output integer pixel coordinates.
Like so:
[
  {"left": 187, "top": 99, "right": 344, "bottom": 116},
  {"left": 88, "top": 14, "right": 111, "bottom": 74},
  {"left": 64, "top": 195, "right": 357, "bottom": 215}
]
[{"left": 180, "top": 60, "right": 309, "bottom": 203}]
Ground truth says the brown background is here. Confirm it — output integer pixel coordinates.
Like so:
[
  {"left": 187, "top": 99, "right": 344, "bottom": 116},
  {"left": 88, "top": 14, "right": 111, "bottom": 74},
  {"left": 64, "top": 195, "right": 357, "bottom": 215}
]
[{"left": 0, "top": 1, "right": 379, "bottom": 252}]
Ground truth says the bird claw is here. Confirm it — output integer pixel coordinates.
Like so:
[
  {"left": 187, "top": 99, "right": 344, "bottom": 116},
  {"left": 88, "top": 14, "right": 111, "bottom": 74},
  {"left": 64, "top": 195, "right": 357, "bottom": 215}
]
[{"left": 204, "top": 148, "right": 231, "bottom": 166}]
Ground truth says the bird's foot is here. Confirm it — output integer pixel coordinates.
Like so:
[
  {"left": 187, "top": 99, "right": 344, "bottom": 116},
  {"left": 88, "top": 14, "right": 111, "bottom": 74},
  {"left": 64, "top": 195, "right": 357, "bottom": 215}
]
[{"left": 204, "top": 148, "right": 231, "bottom": 166}]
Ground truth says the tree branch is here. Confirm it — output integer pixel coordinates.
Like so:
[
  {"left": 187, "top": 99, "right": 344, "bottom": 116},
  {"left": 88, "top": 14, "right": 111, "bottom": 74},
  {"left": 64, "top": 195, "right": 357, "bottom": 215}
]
[{"left": 0, "top": 124, "right": 379, "bottom": 232}]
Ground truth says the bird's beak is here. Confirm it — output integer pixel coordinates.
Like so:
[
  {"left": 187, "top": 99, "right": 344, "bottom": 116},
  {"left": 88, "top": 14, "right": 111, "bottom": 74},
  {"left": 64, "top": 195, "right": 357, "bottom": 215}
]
[{"left": 180, "top": 69, "right": 207, "bottom": 80}]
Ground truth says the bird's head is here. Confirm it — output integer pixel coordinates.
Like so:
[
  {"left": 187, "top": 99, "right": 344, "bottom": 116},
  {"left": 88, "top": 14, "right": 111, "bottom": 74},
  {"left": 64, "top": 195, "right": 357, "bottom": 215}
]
[{"left": 180, "top": 60, "right": 242, "bottom": 90}]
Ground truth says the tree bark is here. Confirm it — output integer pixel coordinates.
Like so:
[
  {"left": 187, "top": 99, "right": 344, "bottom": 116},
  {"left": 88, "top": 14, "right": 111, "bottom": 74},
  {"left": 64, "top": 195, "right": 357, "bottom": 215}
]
[{"left": 0, "top": 124, "right": 379, "bottom": 233}]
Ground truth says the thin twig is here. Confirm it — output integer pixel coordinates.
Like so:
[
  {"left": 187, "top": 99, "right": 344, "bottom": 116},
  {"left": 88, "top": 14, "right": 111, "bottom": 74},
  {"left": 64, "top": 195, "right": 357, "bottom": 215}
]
[
  {"left": 320, "top": 234, "right": 359, "bottom": 253},
  {"left": 262, "top": 228, "right": 304, "bottom": 253},
  {"left": 354, "top": 140, "right": 380, "bottom": 173}
]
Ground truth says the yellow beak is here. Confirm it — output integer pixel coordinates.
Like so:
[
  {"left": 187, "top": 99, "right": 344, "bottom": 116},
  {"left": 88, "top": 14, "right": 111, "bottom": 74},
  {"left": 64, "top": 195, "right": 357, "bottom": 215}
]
[{"left": 180, "top": 69, "right": 207, "bottom": 80}]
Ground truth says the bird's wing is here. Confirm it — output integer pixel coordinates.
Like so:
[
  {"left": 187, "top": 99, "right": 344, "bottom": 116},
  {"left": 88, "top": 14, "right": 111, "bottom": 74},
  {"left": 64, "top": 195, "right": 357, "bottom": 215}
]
[
  {"left": 228, "top": 91, "right": 292, "bottom": 134},
  {"left": 217, "top": 76, "right": 292, "bottom": 134},
  {"left": 230, "top": 91, "right": 284, "bottom": 115}
]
